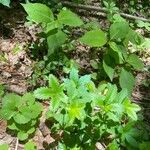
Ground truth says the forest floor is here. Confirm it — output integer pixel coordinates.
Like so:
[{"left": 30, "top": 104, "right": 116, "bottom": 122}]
[{"left": 0, "top": 3, "right": 150, "bottom": 150}]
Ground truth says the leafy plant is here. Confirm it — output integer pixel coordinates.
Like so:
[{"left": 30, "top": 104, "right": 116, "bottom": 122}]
[
  {"left": 22, "top": 3, "right": 83, "bottom": 56},
  {"left": 33, "top": 68, "right": 146, "bottom": 149},
  {"left": 79, "top": 15, "right": 144, "bottom": 96},
  {"left": 0, "top": 93, "right": 42, "bottom": 141}
]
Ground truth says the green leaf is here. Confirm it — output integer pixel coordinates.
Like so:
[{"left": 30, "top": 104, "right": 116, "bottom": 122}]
[
  {"left": 109, "top": 42, "right": 124, "bottom": 62},
  {"left": 0, "top": 144, "right": 9, "bottom": 150},
  {"left": 103, "top": 55, "right": 115, "bottom": 81},
  {"left": 125, "top": 134, "right": 138, "bottom": 148},
  {"left": 25, "top": 141, "right": 36, "bottom": 150},
  {"left": 127, "top": 54, "right": 144, "bottom": 70},
  {"left": 47, "top": 30, "right": 67, "bottom": 55},
  {"left": 22, "top": 3, "right": 54, "bottom": 24},
  {"left": 14, "top": 113, "right": 31, "bottom": 124},
  {"left": 17, "top": 131, "right": 28, "bottom": 141},
  {"left": 140, "top": 142, "right": 150, "bottom": 150},
  {"left": 105, "top": 84, "right": 118, "bottom": 104},
  {"left": 0, "top": 0, "right": 10, "bottom": 7},
  {"left": 22, "top": 93, "right": 35, "bottom": 105},
  {"left": 0, "top": 94, "right": 21, "bottom": 120},
  {"left": 34, "top": 87, "right": 51, "bottom": 100},
  {"left": 123, "top": 99, "right": 141, "bottom": 121},
  {"left": 69, "top": 68, "right": 79, "bottom": 84},
  {"left": 67, "top": 101, "right": 85, "bottom": 122},
  {"left": 79, "top": 29, "right": 107, "bottom": 47},
  {"left": 110, "top": 21, "right": 129, "bottom": 40},
  {"left": 119, "top": 68, "right": 135, "bottom": 96},
  {"left": 107, "top": 140, "right": 119, "bottom": 150},
  {"left": 58, "top": 8, "right": 83, "bottom": 27}
]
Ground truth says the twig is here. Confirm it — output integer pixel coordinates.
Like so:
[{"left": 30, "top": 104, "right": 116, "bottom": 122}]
[
  {"left": 62, "top": 1, "right": 150, "bottom": 22},
  {"left": 15, "top": 138, "right": 18, "bottom": 150}
]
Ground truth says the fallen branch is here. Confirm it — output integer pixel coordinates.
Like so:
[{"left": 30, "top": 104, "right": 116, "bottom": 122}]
[{"left": 62, "top": 1, "right": 150, "bottom": 22}]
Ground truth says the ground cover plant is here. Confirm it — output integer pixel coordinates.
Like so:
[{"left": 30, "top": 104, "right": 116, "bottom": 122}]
[{"left": 0, "top": 0, "right": 150, "bottom": 149}]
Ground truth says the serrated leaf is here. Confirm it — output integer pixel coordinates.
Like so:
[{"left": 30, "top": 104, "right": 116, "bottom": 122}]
[
  {"left": 58, "top": 8, "right": 83, "bottom": 27},
  {"left": 110, "top": 21, "right": 129, "bottom": 40},
  {"left": 0, "top": 0, "right": 10, "bottom": 7},
  {"left": 17, "top": 131, "right": 28, "bottom": 141},
  {"left": 103, "top": 55, "right": 115, "bottom": 81},
  {"left": 127, "top": 54, "right": 144, "bottom": 70},
  {"left": 34, "top": 87, "right": 51, "bottom": 100},
  {"left": 25, "top": 141, "right": 36, "bottom": 150},
  {"left": 79, "top": 29, "right": 107, "bottom": 47},
  {"left": 22, "top": 3, "right": 54, "bottom": 24},
  {"left": 119, "top": 68, "right": 135, "bottom": 96},
  {"left": 47, "top": 30, "right": 67, "bottom": 55}
]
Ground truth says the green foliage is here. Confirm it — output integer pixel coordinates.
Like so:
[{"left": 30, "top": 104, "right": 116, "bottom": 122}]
[
  {"left": 0, "top": 0, "right": 10, "bottom": 7},
  {"left": 24, "top": 141, "right": 36, "bottom": 150},
  {"left": 34, "top": 68, "right": 145, "bottom": 149},
  {"left": 79, "top": 29, "right": 107, "bottom": 47},
  {"left": 0, "top": 93, "right": 42, "bottom": 141},
  {"left": 22, "top": 3, "right": 83, "bottom": 56},
  {"left": 80, "top": 15, "right": 145, "bottom": 96},
  {"left": 0, "top": 144, "right": 9, "bottom": 150}
]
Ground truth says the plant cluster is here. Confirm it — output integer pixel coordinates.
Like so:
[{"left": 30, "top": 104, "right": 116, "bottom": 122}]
[
  {"left": 0, "top": 93, "right": 42, "bottom": 141},
  {"left": 33, "top": 68, "right": 148, "bottom": 149}
]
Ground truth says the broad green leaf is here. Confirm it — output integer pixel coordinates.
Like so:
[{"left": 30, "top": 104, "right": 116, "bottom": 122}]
[
  {"left": 79, "top": 29, "right": 107, "bottom": 47},
  {"left": 0, "top": 109, "right": 16, "bottom": 120},
  {"left": 127, "top": 54, "right": 144, "bottom": 70},
  {"left": 103, "top": 55, "right": 115, "bottom": 81},
  {"left": 110, "top": 21, "right": 129, "bottom": 40},
  {"left": 125, "top": 134, "right": 138, "bottom": 148},
  {"left": 22, "top": 3, "right": 54, "bottom": 24},
  {"left": 0, "top": 0, "right": 10, "bottom": 7},
  {"left": 34, "top": 87, "right": 51, "bottom": 100},
  {"left": 109, "top": 42, "right": 124, "bottom": 62},
  {"left": 27, "top": 127, "right": 36, "bottom": 134},
  {"left": 123, "top": 99, "right": 141, "bottom": 121},
  {"left": 124, "top": 29, "right": 144, "bottom": 46},
  {"left": 58, "top": 8, "right": 83, "bottom": 27},
  {"left": 47, "top": 30, "right": 67, "bottom": 55},
  {"left": 25, "top": 141, "right": 36, "bottom": 150},
  {"left": 14, "top": 113, "right": 31, "bottom": 124},
  {"left": 22, "top": 93, "right": 35, "bottom": 105},
  {"left": 119, "top": 68, "right": 135, "bottom": 96},
  {"left": 17, "top": 131, "right": 28, "bottom": 141},
  {"left": 28, "top": 103, "right": 42, "bottom": 119},
  {"left": 0, "top": 144, "right": 9, "bottom": 150}
]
